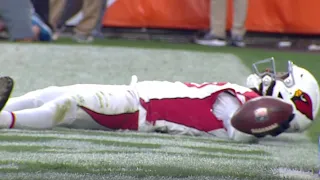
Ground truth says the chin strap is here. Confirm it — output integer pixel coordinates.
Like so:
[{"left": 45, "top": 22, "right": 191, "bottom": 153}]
[{"left": 265, "top": 80, "right": 276, "bottom": 96}]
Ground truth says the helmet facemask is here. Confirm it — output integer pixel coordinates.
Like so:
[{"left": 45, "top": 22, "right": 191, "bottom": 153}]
[
  {"left": 250, "top": 57, "right": 320, "bottom": 132},
  {"left": 252, "top": 57, "right": 296, "bottom": 90}
]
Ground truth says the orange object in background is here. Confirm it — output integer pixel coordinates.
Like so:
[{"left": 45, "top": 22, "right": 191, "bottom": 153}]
[
  {"left": 103, "top": 0, "right": 320, "bottom": 35},
  {"left": 245, "top": 0, "right": 320, "bottom": 34}
]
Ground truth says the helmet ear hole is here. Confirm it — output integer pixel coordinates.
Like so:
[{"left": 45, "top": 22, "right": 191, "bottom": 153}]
[{"left": 278, "top": 92, "right": 283, "bottom": 99}]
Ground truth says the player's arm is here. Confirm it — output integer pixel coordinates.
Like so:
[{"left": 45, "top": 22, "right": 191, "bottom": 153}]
[{"left": 211, "top": 92, "right": 259, "bottom": 143}]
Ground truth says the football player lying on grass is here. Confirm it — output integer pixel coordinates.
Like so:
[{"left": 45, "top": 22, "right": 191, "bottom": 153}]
[{"left": 0, "top": 58, "right": 317, "bottom": 143}]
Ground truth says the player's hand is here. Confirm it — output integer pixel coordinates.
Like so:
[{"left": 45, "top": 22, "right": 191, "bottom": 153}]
[{"left": 266, "top": 113, "right": 295, "bottom": 137}]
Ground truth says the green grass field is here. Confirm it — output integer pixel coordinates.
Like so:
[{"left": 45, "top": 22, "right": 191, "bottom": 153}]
[{"left": 0, "top": 39, "right": 319, "bottom": 179}]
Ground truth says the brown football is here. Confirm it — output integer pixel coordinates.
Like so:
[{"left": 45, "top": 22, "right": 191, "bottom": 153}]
[{"left": 230, "top": 96, "right": 294, "bottom": 138}]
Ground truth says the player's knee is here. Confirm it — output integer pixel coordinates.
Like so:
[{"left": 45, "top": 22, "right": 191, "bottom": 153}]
[{"left": 44, "top": 96, "right": 77, "bottom": 125}]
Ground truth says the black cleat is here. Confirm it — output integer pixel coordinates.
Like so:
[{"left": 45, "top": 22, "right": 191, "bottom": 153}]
[{"left": 0, "top": 76, "right": 14, "bottom": 112}]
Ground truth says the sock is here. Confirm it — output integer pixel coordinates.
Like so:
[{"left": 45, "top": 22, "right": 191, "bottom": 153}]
[{"left": 0, "top": 111, "right": 15, "bottom": 128}]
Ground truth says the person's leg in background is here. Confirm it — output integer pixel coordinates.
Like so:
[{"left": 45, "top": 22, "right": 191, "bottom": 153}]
[
  {"left": 49, "top": 0, "right": 67, "bottom": 40},
  {"left": 210, "top": 0, "right": 227, "bottom": 43},
  {"left": 49, "top": 0, "right": 66, "bottom": 31},
  {"left": 230, "top": 0, "right": 248, "bottom": 47},
  {"left": 57, "top": 0, "right": 83, "bottom": 28},
  {"left": 194, "top": 0, "right": 227, "bottom": 47},
  {"left": 51, "top": 0, "right": 83, "bottom": 41},
  {"left": 73, "top": 0, "right": 103, "bottom": 43},
  {"left": 195, "top": 0, "right": 247, "bottom": 47},
  {"left": 91, "top": 0, "right": 107, "bottom": 39},
  {"left": 0, "top": 0, "right": 34, "bottom": 41}
]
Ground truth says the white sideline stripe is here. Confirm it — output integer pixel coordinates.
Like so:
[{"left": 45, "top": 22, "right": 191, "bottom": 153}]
[
  {"left": 0, "top": 164, "right": 19, "bottom": 170},
  {"left": 275, "top": 168, "right": 319, "bottom": 180}
]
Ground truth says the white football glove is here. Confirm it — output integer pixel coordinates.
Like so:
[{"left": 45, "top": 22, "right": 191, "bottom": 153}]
[
  {"left": 247, "top": 73, "right": 276, "bottom": 96},
  {"left": 246, "top": 74, "right": 261, "bottom": 89}
]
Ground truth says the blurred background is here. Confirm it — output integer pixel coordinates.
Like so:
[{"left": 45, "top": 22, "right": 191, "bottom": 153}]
[{"left": 1, "top": 0, "right": 320, "bottom": 51}]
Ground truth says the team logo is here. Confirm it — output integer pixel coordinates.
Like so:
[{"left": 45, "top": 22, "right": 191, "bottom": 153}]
[
  {"left": 291, "top": 89, "right": 313, "bottom": 120},
  {"left": 254, "top": 108, "right": 269, "bottom": 122}
]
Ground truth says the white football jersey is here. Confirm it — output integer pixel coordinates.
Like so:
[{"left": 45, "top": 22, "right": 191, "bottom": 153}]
[
  {"left": 26, "top": 81, "right": 259, "bottom": 139},
  {"left": 135, "top": 81, "right": 260, "bottom": 138}
]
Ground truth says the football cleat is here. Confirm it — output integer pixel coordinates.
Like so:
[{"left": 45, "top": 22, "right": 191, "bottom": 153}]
[{"left": 0, "top": 76, "right": 14, "bottom": 112}]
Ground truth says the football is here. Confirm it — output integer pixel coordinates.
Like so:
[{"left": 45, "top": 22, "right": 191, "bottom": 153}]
[{"left": 231, "top": 96, "right": 294, "bottom": 138}]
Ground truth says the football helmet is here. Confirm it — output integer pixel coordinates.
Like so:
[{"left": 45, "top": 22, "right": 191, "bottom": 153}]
[{"left": 246, "top": 57, "right": 320, "bottom": 132}]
